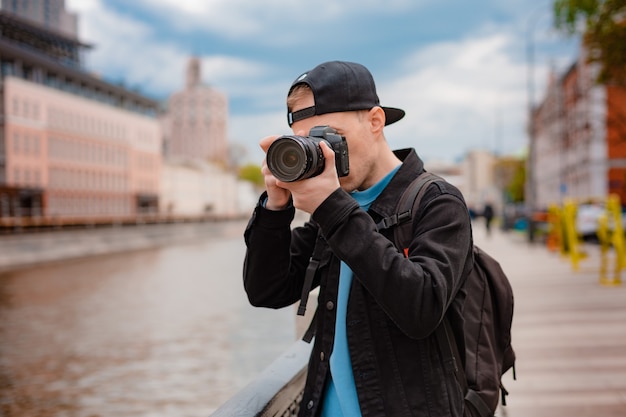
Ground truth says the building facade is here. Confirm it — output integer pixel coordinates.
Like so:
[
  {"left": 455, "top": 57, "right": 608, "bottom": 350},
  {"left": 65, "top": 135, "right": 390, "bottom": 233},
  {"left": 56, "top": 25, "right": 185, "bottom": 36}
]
[
  {"left": 161, "top": 57, "right": 229, "bottom": 164},
  {"left": 0, "top": 8, "right": 162, "bottom": 224},
  {"left": 158, "top": 56, "right": 259, "bottom": 218},
  {"left": 0, "top": 0, "right": 77, "bottom": 36},
  {"left": 161, "top": 158, "right": 255, "bottom": 218},
  {"left": 461, "top": 150, "right": 500, "bottom": 210},
  {"left": 531, "top": 45, "right": 626, "bottom": 209}
]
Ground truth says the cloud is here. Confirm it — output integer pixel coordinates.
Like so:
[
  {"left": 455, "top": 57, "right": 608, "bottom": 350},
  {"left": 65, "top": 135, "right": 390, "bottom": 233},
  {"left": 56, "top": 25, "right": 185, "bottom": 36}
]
[
  {"left": 134, "top": 0, "right": 419, "bottom": 40},
  {"left": 229, "top": 111, "right": 287, "bottom": 165},
  {"left": 230, "top": 32, "right": 535, "bottom": 165},
  {"left": 66, "top": 0, "right": 187, "bottom": 96},
  {"left": 65, "top": 0, "right": 579, "bottom": 165},
  {"left": 66, "top": 0, "right": 284, "bottom": 101},
  {"left": 377, "top": 30, "right": 570, "bottom": 162},
  {"left": 199, "top": 56, "right": 275, "bottom": 99}
]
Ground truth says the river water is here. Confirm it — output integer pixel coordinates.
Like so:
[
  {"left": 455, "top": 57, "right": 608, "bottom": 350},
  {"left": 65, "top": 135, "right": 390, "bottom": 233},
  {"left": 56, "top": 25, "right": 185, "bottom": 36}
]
[{"left": 0, "top": 220, "right": 297, "bottom": 416}]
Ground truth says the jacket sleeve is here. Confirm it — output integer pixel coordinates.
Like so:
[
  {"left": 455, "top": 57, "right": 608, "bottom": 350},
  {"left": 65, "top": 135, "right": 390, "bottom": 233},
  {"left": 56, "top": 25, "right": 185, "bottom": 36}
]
[
  {"left": 243, "top": 193, "right": 319, "bottom": 309},
  {"left": 312, "top": 184, "right": 472, "bottom": 339}
]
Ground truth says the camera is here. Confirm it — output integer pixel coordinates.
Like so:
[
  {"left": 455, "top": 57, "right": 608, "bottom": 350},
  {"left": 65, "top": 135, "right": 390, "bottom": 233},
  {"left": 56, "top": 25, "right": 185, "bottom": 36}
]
[{"left": 267, "top": 126, "right": 349, "bottom": 182}]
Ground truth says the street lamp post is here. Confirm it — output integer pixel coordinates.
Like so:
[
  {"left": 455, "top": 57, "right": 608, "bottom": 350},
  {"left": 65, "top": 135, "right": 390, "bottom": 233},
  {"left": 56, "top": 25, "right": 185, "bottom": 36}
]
[
  {"left": 526, "top": 14, "right": 538, "bottom": 243},
  {"left": 525, "top": 4, "right": 549, "bottom": 243}
]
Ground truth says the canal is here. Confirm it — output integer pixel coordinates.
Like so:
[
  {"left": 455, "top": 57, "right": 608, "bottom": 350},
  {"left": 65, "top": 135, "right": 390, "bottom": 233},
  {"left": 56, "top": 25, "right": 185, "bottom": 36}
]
[{"left": 0, "top": 220, "right": 296, "bottom": 416}]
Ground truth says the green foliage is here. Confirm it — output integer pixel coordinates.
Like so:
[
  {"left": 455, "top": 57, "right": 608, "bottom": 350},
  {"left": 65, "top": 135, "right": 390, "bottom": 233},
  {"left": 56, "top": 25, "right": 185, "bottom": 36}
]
[
  {"left": 493, "top": 157, "right": 526, "bottom": 203},
  {"left": 238, "top": 163, "right": 264, "bottom": 187},
  {"left": 507, "top": 163, "right": 526, "bottom": 203},
  {"left": 554, "top": 0, "right": 626, "bottom": 85},
  {"left": 554, "top": 0, "right": 601, "bottom": 32}
]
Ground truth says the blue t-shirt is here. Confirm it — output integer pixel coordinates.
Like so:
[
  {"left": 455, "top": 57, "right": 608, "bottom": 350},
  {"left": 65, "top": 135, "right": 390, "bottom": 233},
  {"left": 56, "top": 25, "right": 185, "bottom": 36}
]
[{"left": 321, "top": 165, "right": 400, "bottom": 417}]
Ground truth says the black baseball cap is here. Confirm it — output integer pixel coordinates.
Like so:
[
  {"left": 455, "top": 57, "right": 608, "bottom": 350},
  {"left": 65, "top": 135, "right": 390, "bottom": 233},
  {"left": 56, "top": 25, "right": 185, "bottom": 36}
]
[{"left": 287, "top": 61, "right": 405, "bottom": 127}]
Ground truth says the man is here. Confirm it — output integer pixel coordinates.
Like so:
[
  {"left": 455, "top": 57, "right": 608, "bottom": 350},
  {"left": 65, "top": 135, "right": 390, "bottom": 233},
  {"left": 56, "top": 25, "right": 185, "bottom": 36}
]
[
  {"left": 483, "top": 202, "right": 495, "bottom": 236},
  {"left": 243, "top": 61, "right": 473, "bottom": 416}
]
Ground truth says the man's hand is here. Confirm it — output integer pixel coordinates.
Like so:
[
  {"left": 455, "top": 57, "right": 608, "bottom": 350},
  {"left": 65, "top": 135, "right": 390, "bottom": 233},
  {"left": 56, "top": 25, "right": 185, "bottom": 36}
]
[
  {"left": 277, "top": 141, "right": 340, "bottom": 214},
  {"left": 260, "top": 135, "right": 291, "bottom": 210}
]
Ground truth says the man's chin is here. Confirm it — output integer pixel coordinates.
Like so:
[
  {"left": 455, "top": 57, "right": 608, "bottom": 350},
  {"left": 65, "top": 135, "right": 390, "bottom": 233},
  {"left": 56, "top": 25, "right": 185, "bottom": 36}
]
[{"left": 339, "top": 176, "right": 357, "bottom": 193}]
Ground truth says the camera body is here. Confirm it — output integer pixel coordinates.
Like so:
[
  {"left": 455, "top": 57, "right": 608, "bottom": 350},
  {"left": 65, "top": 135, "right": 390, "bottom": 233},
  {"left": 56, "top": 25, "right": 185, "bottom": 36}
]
[{"left": 267, "top": 125, "right": 349, "bottom": 182}]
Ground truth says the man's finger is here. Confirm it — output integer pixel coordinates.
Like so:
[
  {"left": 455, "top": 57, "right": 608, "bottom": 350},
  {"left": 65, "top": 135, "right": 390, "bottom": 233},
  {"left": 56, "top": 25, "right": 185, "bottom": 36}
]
[
  {"left": 260, "top": 135, "right": 281, "bottom": 153},
  {"left": 321, "top": 141, "right": 336, "bottom": 171}
]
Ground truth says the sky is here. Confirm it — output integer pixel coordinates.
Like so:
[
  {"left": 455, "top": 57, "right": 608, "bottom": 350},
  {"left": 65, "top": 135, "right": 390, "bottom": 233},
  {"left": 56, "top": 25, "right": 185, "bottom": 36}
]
[{"left": 65, "top": 0, "right": 581, "bottom": 166}]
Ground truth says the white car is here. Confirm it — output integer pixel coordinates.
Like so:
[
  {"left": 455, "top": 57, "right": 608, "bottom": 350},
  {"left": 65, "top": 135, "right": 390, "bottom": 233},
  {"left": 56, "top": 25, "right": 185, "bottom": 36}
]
[{"left": 576, "top": 203, "right": 626, "bottom": 240}]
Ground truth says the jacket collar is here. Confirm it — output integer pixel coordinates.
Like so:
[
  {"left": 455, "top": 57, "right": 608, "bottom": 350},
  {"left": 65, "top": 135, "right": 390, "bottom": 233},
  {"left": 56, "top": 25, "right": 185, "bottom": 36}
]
[{"left": 368, "top": 148, "right": 425, "bottom": 220}]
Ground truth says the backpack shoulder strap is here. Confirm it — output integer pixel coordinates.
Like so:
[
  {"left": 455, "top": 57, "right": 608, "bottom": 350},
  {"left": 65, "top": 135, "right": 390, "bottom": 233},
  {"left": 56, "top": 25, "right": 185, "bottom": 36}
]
[
  {"left": 299, "top": 229, "right": 326, "bottom": 343},
  {"left": 377, "top": 171, "right": 441, "bottom": 256},
  {"left": 301, "top": 308, "right": 317, "bottom": 343},
  {"left": 297, "top": 229, "right": 325, "bottom": 317}
]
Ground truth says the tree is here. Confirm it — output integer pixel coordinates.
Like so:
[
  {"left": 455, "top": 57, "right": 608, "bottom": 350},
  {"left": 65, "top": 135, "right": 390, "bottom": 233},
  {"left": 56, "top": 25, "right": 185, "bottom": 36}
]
[
  {"left": 238, "top": 163, "right": 264, "bottom": 188},
  {"left": 553, "top": 0, "right": 626, "bottom": 85},
  {"left": 507, "top": 162, "right": 526, "bottom": 203},
  {"left": 495, "top": 158, "right": 526, "bottom": 203}
]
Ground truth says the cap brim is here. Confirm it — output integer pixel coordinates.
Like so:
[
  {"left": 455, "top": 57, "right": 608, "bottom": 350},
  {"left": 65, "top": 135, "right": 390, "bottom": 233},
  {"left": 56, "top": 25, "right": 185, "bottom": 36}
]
[{"left": 382, "top": 107, "right": 405, "bottom": 126}]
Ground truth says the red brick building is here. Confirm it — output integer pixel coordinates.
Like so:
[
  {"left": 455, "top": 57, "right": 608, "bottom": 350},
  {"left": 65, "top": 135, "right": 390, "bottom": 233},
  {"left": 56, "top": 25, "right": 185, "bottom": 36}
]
[
  {"left": 532, "top": 46, "right": 626, "bottom": 208},
  {"left": 606, "top": 85, "right": 626, "bottom": 203}
]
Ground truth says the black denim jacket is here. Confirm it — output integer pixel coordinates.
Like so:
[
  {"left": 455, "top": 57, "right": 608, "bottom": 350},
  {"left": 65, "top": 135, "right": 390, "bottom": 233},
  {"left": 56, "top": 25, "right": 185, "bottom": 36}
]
[{"left": 244, "top": 149, "right": 474, "bottom": 417}]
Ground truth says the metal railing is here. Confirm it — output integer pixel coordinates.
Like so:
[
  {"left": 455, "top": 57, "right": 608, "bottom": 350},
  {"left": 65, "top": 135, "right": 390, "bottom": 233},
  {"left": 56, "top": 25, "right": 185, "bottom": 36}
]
[{"left": 210, "top": 340, "right": 312, "bottom": 417}]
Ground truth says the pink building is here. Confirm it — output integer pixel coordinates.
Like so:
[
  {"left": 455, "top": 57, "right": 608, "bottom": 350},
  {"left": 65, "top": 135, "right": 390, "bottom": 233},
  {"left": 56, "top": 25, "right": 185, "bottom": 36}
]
[
  {"left": 162, "top": 57, "right": 229, "bottom": 164},
  {"left": 0, "top": 9, "right": 162, "bottom": 224}
]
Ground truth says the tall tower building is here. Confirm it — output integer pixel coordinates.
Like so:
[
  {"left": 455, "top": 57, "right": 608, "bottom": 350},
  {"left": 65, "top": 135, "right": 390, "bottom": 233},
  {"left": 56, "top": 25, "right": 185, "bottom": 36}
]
[{"left": 162, "top": 57, "right": 229, "bottom": 165}]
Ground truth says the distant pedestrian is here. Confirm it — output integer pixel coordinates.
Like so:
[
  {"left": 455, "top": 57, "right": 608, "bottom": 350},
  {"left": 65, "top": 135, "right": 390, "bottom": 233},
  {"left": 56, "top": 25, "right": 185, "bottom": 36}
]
[{"left": 483, "top": 203, "right": 494, "bottom": 236}]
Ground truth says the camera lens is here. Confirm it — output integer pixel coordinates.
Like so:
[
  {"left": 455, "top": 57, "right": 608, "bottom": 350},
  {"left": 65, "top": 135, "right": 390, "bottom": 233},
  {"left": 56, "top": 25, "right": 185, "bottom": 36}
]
[
  {"left": 267, "top": 136, "right": 323, "bottom": 182},
  {"left": 281, "top": 147, "right": 301, "bottom": 169}
]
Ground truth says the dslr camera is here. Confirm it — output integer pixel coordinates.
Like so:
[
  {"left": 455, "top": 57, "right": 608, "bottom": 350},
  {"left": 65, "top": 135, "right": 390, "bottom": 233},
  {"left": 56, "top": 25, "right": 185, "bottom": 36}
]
[{"left": 267, "top": 126, "right": 349, "bottom": 182}]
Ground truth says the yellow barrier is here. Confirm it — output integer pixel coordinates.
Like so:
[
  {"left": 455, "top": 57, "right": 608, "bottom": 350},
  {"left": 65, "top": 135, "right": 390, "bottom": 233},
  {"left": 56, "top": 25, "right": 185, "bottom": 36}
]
[
  {"left": 546, "top": 196, "right": 624, "bottom": 284},
  {"left": 562, "top": 199, "right": 587, "bottom": 271},
  {"left": 598, "top": 213, "right": 611, "bottom": 284},
  {"left": 601, "top": 194, "right": 624, "bottom": 286}
]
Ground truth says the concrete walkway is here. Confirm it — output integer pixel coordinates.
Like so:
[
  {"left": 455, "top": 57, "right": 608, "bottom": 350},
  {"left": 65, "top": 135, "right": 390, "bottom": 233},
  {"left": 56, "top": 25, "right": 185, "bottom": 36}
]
[{"left": 472, "top": 221, "right": 626, "bottom": 417}]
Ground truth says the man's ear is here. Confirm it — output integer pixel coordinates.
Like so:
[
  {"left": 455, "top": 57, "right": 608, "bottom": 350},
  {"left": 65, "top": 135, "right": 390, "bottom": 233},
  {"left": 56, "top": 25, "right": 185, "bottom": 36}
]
[{"left": 368, "top": 106, "right": 385, "bottom": 134}]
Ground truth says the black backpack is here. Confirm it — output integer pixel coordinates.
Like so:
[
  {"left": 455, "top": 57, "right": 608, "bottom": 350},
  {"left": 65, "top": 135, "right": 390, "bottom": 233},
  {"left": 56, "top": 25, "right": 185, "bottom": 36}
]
[{"left": 381, "top": 171, "right": 516, "bottom": 417}]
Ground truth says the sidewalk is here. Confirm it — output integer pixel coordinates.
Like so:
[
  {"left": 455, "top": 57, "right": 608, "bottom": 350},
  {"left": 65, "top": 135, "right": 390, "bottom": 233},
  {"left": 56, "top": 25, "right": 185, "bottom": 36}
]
[{"left": 473, "top": 222, "right": 626, "bottom": 417}]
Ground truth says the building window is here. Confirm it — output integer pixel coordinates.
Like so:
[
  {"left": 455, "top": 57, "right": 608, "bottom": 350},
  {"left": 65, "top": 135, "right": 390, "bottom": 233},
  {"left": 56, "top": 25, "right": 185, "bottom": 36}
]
[
  {"left": 13, "top": 133, "right": 20, "bottom": 153},
  {"left": 1, "top": 60, "right": 16, "bottom": 77},
  {"left": 33, "top": 136, "right": 40, "bottom": 155}
]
